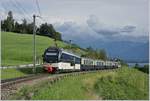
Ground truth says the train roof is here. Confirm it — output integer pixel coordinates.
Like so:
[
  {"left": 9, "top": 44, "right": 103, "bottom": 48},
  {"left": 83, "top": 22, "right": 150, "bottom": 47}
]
[
  {"left": 81, "top": 57, "right": 103, "bottom": 61},
  {"left": 45, "top": 47, "right": 120, "bottom": 62},
  {"left": 61, "top": 50, "right": 81, "bottom": 58},
  {"left": 46, "top": 47, "right": 81, "bottom": 58}
]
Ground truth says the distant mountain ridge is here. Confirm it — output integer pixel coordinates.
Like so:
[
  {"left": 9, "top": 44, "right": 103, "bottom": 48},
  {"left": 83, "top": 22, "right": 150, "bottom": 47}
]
[
  {"left": 98, "top": 41, "right": 149, "bottom": 62},
  {"left": 75, "top": 40, "right": 149, "bottom": 62}
]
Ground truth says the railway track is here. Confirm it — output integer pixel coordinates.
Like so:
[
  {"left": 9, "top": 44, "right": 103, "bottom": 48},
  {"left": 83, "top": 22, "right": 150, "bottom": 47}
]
[
  {"left": 1, "top": 68, "right": 117, "bottom": 100},
  {"left": 1, "top": 69, "right": 115, "bottom": 86},
  {"left": 1, "top": 74, "right": 49, "bottom": 88}
]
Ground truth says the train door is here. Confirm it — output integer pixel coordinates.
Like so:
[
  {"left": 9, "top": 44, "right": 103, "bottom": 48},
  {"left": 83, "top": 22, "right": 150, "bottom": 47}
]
[{"left": 70, "top": 57, "right": 75, "bottom": 70}]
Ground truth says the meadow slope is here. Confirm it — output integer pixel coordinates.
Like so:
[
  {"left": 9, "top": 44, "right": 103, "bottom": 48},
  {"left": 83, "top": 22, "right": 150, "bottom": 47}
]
[
  {"left": 1, "top": 32, "right": 85, "bottom": 66},
  {"left": 2, "top": 32, "right": 68, "bottom": 66}
]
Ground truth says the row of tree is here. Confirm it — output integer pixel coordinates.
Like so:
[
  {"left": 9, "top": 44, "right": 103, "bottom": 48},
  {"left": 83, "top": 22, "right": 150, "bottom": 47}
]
[
  {"left": 64, "top": 45, "right": 108, "bottom": 60},
  {"left": 1, "top": 11, "right": 62, "bottom": 41},
  {"left": 82, "top": 46, "right": 107, "bottom": 60}
]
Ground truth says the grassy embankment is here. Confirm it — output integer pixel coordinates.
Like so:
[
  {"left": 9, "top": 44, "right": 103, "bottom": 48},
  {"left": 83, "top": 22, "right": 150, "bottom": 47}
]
[
  {"left": 9, "top": 67, "right": 149, "bottom": 100},
  {"left": 1, "top": 32, "right": 85, "bottom": 79},
  {"left": 1, "top": 66, "right": 44, "bottom": 79}
]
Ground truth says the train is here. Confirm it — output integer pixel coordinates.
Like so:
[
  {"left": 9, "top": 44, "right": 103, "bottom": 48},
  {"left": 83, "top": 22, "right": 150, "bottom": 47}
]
[{"left": 42, "top": 47, "right": 121, "bottom": 73}]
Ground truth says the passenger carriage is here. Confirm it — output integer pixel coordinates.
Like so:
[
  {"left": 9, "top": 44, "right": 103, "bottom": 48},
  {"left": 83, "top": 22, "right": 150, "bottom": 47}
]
[
  {"left": 81, "top": 58, "right": 95, "bottom": 71},
  {"left": 94, "top": 60, "right": 105, "bottom": 69}
]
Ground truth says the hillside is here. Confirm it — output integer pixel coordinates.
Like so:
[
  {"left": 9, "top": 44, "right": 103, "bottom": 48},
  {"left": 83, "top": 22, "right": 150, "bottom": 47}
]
[{"left": 1, "top": 32, "right": 84, "bottom": 66}]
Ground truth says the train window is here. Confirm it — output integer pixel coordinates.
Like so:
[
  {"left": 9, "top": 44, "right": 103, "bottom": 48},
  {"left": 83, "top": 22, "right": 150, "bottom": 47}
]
[
  {"left": 84, "top": 59, "right": 89, "bottom": 65},
  {"left": 89, "top": 60, "right": 90, "bottom": 65},
  {"left": 99, "top": 62, "right": 102, "bottom": 66},
  {"left": 86, "top": 60, "right": 88, "bottom": 65},
  {"left": 90, "top": 61, "right": 93, "bottom": 65},
  {"left": 71, "top": 61, "right": 75, "bottom": 66},
  {"left": 44, "top": 52, "right": 58, "bottom": 63},
  {"left": 75, "top": 57, "right": 81, "bottom": 64},
  {"left": 60, "top": 53, "right": 70, "bottom": 62},
  {"left": 60, "top": 53, "right": 77, "bottom": 63},
  {"left": 84, "top": 60, "right": 86, "bottom": 65},
  {"left": 46, "top": 53, "right": 57, "bottom": 56},
  {"left": 97, "top": 62, "right": 101, "bottom": 66},
  {"left": 102, "top": 62, "right": 104, "bottom": 66}
]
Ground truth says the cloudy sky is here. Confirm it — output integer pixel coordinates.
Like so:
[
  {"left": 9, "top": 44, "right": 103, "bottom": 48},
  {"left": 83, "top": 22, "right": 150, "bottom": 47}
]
[{"left": 0, "top": 0, "right": 149, "bottom": 47}]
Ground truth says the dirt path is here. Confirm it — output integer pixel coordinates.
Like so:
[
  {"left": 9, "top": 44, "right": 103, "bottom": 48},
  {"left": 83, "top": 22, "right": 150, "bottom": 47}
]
[{"left": 82, "top": 71, "right": 116, "bottom": 100}]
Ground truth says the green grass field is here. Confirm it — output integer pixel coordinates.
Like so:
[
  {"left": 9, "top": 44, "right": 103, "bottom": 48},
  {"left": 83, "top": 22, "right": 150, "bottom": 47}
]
[
  {"left": 1, "top": 68, "right": 28, "bottom": 79},
  {"left": 2, "top": 32, "right": 85, "bottom": 66},
  {"left": 9, "top": 67, "right": 149, "bottom": 100},
  {"left": 1, "top": 32, "right": 67, "bottom": 66},
  {"left": 1, "top": 66, "right": 44, "bottom": 79}
]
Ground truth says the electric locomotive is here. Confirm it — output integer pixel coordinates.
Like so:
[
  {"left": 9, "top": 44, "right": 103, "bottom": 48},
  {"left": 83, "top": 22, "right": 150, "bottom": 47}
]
[{"left": 43, "top": 47, "right": 81, "bottom": 73}]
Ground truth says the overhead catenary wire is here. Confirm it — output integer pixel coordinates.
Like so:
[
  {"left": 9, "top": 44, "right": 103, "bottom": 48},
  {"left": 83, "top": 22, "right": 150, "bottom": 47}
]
[
  {"left": 11, "top": 0, "right": 32, "bottom": 22},
  {"left": 13, "top": 0, "right": 33, "bottom": 18},
  {"left": 7, "top": 0, "right": 31, "bottom": 22},
  {"left": 35, "top": 0, "right": 47, "bottom": 24},
  {"left": 35, "top": 0, "right": 42, "bottom": 16},
  {"left": 0, "top": 3, "right": 10, "bottom": 18},
  {"left": 2, "top": 0, "right": 47, "bottom": 25},
  {"left": 1, "top": 1, "right": 24, "bottom": 21}
]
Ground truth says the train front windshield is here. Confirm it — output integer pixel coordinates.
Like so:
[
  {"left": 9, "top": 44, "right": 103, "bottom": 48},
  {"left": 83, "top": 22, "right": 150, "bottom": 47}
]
[{"left": 44, "top": 50, "right": 59, "bottom": 63}]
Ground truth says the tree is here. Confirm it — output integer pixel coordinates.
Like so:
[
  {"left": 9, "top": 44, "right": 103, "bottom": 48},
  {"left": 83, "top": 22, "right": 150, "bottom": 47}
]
[
  {"left": 134, "top": 63, "right": 139, "bottom": 68},
  {"left": 54, "top": 32, "right": 62, "bottom": 41},
  {"left": 39, "top": 23, "right": 62, "bottom": 40},
  {"left": 82, "top": 47, "right": 108, "bottom": 60},
  {"left": 86, "top": 46, "right": 94, "bottom": 52},
  {"left": 21, "top": 19, "right": 27, "bottom": 33},
  {"left": 14, "top": 21, "right": 22, "bottom": 33},
  {"left": 1, "top": 11, "right": 62, "bottom": 41},
  {"left": 1, "top": 11, "right": 14, "bottom": 31},
  {"left": 26, "top": 22, "right": 34, "bottom": 34},
  {"left": 1, "top": 20, "right": 7, "bottom": 31},
  {"left": 5, "top": 11, "right": 14, "bottom": 31},
  {"left": 39, "top": 23, "right": 55, "bottom": 37},
  {"left": 99, "top": 49, "right": 107, "bottom": 60}
]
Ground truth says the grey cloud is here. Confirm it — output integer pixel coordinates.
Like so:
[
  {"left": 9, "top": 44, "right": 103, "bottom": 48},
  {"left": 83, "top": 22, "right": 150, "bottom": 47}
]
[
  {"left": 87, "top": 15, "right": 120, "bottom": 36},
  {"left": 121, "top": 26, "right": 136, "bottom": 33},
  {"left": 87, "top": 15, "right": 137, "bottom": 36},
  {"left": 96, "top": 29, "right": 119, "bottom": 36}
]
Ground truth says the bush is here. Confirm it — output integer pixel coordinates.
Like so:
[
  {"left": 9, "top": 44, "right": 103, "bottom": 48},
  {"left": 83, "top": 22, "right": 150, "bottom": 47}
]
[
  {"left": 94, "top": 68, "right": 149, "bottom": 100},
  {"left": 134, "top": 65, "right": 149, "bottom": 74}
]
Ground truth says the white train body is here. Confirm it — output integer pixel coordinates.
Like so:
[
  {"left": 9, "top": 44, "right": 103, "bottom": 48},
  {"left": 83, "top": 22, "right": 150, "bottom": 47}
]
[{"left": 43, "top": 47, "right": 121, "bottom": 73}]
